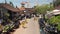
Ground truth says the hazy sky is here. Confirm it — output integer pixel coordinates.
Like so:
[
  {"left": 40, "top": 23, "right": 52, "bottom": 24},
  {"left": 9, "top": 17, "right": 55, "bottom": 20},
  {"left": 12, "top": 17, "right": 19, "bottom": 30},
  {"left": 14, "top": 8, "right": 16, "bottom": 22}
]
[{"left": 0, "top": 0, "right": 53, "bottom": 8}]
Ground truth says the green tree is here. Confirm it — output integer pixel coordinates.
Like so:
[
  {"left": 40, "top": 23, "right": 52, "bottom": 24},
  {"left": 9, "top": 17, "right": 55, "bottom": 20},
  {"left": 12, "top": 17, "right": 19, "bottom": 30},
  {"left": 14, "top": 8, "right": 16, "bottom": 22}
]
[
  {"left": 34, "top": 4, "right": 54, "bottom": 14},
  {"left": 34, "top": 4, "right": 54, "bottom": 20},
  {"left": 53, "top": 0, "right": 60, "bottom": 7},
  {"left": 9, "top": 1, "right": 14, "bottom": 7},
  {"left": 47, "top": 16, "right": 60, "bottom": 31}
]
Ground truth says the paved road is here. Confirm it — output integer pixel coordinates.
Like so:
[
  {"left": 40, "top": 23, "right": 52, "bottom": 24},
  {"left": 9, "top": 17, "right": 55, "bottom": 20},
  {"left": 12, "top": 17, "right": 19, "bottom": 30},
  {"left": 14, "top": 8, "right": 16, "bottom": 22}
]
[{"left": 13, "top": 18, "right": 40, "bottom": 34}]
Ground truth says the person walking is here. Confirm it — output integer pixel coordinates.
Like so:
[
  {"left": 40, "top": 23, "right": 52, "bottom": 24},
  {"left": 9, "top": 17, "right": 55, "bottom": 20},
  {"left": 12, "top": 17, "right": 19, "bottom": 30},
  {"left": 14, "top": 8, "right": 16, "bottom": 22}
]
[{"left": 34, "top": 15, "right": 37, "bottom": 21}]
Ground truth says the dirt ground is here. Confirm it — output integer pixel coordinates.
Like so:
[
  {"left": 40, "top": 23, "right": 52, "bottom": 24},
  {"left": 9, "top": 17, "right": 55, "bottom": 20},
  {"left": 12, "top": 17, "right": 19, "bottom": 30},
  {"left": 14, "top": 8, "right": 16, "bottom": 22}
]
[{"left": 12, "top": 18, "right": 40, "bottom": 34}]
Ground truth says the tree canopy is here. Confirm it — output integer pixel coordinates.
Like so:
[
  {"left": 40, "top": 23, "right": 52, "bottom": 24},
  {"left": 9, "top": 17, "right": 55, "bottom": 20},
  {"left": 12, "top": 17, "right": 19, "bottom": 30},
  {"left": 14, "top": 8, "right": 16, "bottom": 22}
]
[
  {"left": 47, "top": 16, "right": 60, "bottom": 30},
  {"left": 34, "top": 4, "right": 54, "bottom": 14},
  {"left": 53, "top": 0, "right": 60, "bottom": 7}
]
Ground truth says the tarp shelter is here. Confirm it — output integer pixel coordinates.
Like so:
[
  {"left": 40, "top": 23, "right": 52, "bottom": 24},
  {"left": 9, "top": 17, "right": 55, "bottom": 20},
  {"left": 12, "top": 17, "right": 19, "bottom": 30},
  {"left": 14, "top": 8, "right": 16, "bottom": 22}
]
[{"left": 48, "top": 9, "right": 60, "bottom": 15}]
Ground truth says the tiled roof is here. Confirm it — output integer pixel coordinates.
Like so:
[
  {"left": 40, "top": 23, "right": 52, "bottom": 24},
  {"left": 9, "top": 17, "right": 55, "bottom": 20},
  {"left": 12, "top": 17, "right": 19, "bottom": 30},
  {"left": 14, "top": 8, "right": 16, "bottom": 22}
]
[
  {"left": 0, "top": 3, "right": 35, "bottom": 14},
  {"left": 19, "top": 7, "right": 35, "bottom": 14},
  {"left": 25, "top": 8, "right": 35, "bottom": 13},
  {"left": 0, "top": 3, "right": 20, "bottom": 12}
]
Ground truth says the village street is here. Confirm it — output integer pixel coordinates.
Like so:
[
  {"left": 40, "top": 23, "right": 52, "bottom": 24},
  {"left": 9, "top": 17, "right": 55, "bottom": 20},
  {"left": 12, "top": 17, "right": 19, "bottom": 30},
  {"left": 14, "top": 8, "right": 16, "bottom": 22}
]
[{"left": 13, "top": 18, "right": 40, "bottom": 34}]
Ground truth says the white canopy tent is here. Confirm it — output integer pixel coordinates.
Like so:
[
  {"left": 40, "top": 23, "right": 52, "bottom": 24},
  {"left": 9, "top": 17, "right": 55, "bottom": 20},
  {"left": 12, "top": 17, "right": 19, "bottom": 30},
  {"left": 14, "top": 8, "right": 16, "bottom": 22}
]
[
  {"left": 48, "top": 9, "right": 60, "bottom": 15},
  {"left": 46, "top": 9, "right": 60, "bottom": 18}
]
